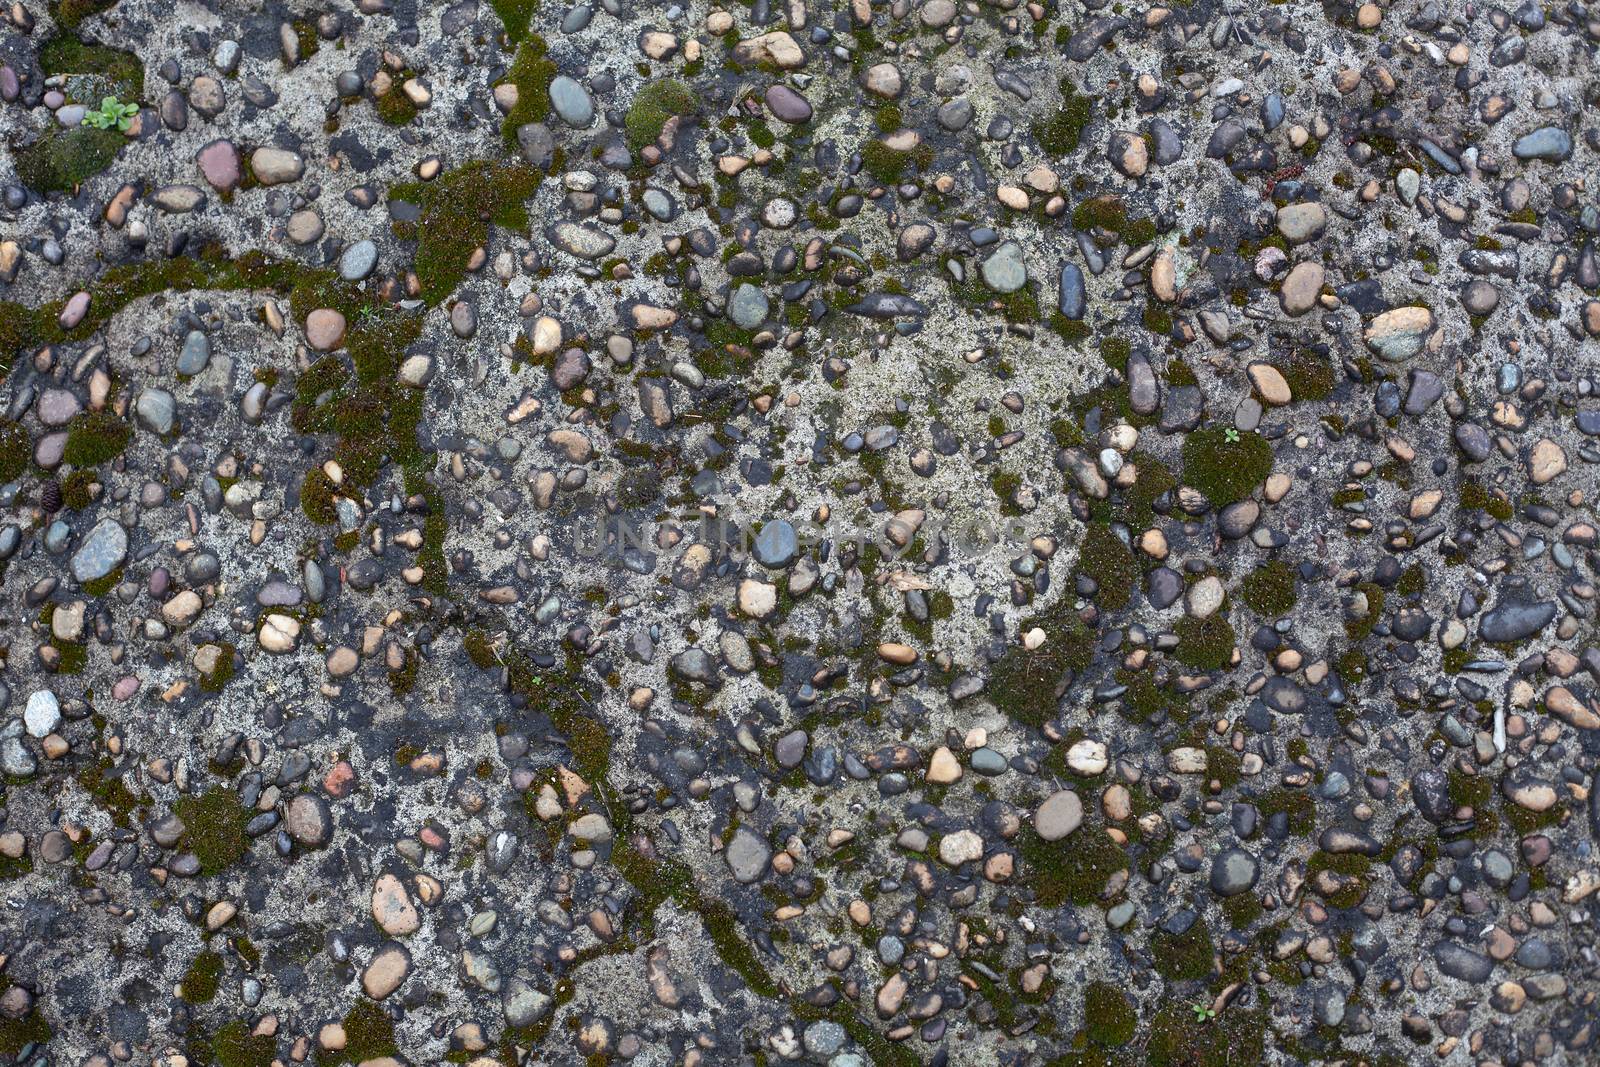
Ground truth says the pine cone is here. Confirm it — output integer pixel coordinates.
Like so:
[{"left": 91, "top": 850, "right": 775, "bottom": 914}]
[{"left": 39, "top": 479, "right": 62, "bottom": 514}]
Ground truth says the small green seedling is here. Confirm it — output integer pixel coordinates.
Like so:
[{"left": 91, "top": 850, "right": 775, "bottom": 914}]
[
  {"left": 1224, "top": 427, "right": 1241, "bottom": 444},
  {"left": 1192, "top": 1002, "right": 1217, "bottom": 1023},
  {"left": 82, "top": 97, "right": 138, "bottom": 132}
]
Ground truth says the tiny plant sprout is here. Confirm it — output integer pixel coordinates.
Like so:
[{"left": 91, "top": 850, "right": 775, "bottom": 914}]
[
  {"left": 1192, "top": 1003, "right": 1217, "bottom": 1023},
  {"left": 82, "top": 97, "right": 139, "bottom": 132},
  {"left": 1224, "top": 427, "right": 1241, "bottom": 444}
]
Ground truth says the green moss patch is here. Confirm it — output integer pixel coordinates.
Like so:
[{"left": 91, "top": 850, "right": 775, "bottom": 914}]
[
  {"left": 1034, "top": 77, "right": 1093, "bottom": 155},
  {"left": 625, "top": 79, "right": 696, "bottom": 149},
  {"left": 989, "top": 602, "right": 1094, "bottom": 727},
  {"left": 1173, "top": 614, "right": 1236, "bottom": 671},
  {"left": 1275, "top": 348, "right": 1337, "bottom": 400},
  {"left": 180, "top": 950, "right": 224, "bottom": 1004},
  {"left": 39, "top": 36, "right": 144, "bottom": 97},
  {"left": 15, "top": 124, "right": 126, "bottom": 193},
  {"left": 489, "top": 0, "right": 540, "bottom": 43},
  {"left": 1150, "top": 917, "right": 1214, "bottom": 981},
  {"left": 1181, "top": 428, "right": 1272, "bottom": 506},
  {"left": 391, "top": 160, "right": 540, "bottom": 304},
  {"left": 1239, "top": 559, "right": 1297, "bottom": 616},
  {"left": 373, "top": 82, "right": 417, "bottom": 126},
  {"left": 209, "top": 1021, "right": 275, "bottom": 1067},
  {"left": 63, "top": 409, "right": 131, "bottom": 466},
  {"left": 498, "top": 35, "right": 557, "bottom": 150},
  {"left": 51, "top": 0, "right": 116, "bottom": 31},
  {"left": 336, "top": 1001, "right": 397, "bottom": 1063},
  {"left": 861, "top": 139, "right": 934, "bottom": 184},
  {"left": 0, "top": 1011, "right": 51, "bottom": 1056},
  {"left": 1146, "top": 1003, "right": 1266, "bottom": 1067},
  {"left": 1083, "top": 981, "right": 1137, "bottom": 1047},
  {"left": 300, "top": 467, "right": 340, "bottom": 524},
  {"left": 0, "top": 419, "right": 30, "bottom": 483},
  {"left": 174, "top": 787, "right": 251, "bottom": 875},
  {"left": 1016, "top": 824, "right": 1127, "bottom": 907},
  {"left": 1077, "top": 523, "right": 1139, "bottom": 610}
]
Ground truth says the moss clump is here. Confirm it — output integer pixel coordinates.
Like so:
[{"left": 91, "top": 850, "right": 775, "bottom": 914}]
[
  {"left": 1073, "top": 195, "right": 1127, "bottom": 233},
  {"left": 174, "top": 787, "right": 251, "bottom": 875},
  {"left": 52, "top": 0, "right": 116, "bottom": 31},
  {"left": 489, "top": 0, "right": 540, "bottom": 43},
  {"left": 62, "top": 409, "right": 131, "bottom": 466},
  {"left": 989, "top": 603, "right": 1095, "bottom": 727},
  {"left": 340, "top": 1001, "right": 397, "bottom": 1063},
  {"left": 1181, "top": 428, "right": 1272, "bottom": 506},
  {"left": 300, "top": 468, "right": 340, "bottom": 525},
  {"left": 1173, "top": 614, "right": 1236, "bottom": 671},
  {"left": 497, "top": 35, "right": 557, "bottom": 150},
  {"left": 1256, "top": 786, "right": 1316, "bottom": 834},
  {"left": 391, "top": 160, "right": 540, "bottom": 304},
  {"left": 1459, "top": 478, "right": 1513, "bottom": 520},
  {"left": 181, "top": 950, "right": 224, "bottom": 1004},
  {"left": 373, "top": 83, "right": 417, "bottom": 126},
  {"left": 1017, "top": 824, "right": 1127, "bottom": 906},
  {"left": 1239, "top": 559, "right": 1297, "bottom": 616},
  {"left": 1146, "top": 1003, "right": 1266, "bottom": 1067},
  {"left": 38, "top": 36, "right": 144, "bottom": 97},
  {"left": 0, "top": 419, "right": 30, "bottom": 483},
  {"left": 1275, "top": 348, "right": 1337, "bottom": 400},
  {"left": 1034, "top": 77, "right": 1093, "bottom": 155},
  {"left": 1083, "top": 981, "right": 1137, "bottom": 1047},
  {"left": 1344, "top": 582, "right": 1385, "bottom": 641},
  {"left": 1100, "top": 335, "right": 1131, "bottom": 371},
  {"left": 1077, "top": 523, "right": 1139, "bottom": 610},
  {"left": 1305, "top": 850, "right": 1373, "bottom": 908},
  {"left": 0, "top": 1011, "right": 51, "bottom": 1057},
  {"left": 211, "top": 1021, "right": 275, "bottom": 1067},
  {"left": 15, "top": 124, "right": 126, "bottom": 193},
  {"left": 199, "top": 642, "right": 238, "bottom": 692},
  {"left": 625, "top": 79, "right": 697, "bottom": 149},
  {"left": 1150, "top": 918, "right": 1215, "bottom": 981},
  {"left": 860, "top": 139, "right": 933, "bottom": 184},
  {"left": 61, "top": 468, "right": 96, "bottom": 509}
]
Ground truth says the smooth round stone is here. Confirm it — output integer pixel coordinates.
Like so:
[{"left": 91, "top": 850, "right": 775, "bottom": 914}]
[
  {"left": 1034, "top": 789, "right": 1083, "bottom": 841},
  {"left": 1057, "top": 262, "right": 1085, "bottom": 319},
  {"left": 70, "top": 518, "right": 128, "bottom": 583},
  {"left": 285, "top": 794, "right": 332, "bottom": 846},
  {"left": 969, "top": 747, "right": 1008, "bottom": 775},
  {"left": 1512, "top": 126, "right": 1572, "bottom": 162},
  {"left": 339, "top": 239, "right": 378, "bottom": 281},
  {"left": 1363, "top": 306, "right": 1434, "bottom": 361},
  {"left": 24, "top": 690, "right": 60, "bottom": 738},
  {"left": 135, "top": 388, "right": 176, "bottom": 434},
  {"left": 753, "top": 519, "right": 799, "bottom": 568},
  {"left": 980, "top": 240, "right": 1027, "bottom": 293},
  {"left": 305, "top": 308, "right": 347, "bottom": 350},
  {"left": 59, "top": 292, "right": 90, "bottom": 329},
  {"left": 251, "top": 147, "right": 304, "bottom": 184},
  {"left": 196, "top": 139, "right": 240, "bottom": 190},
  {"left": 37, "top": 388, "right": 81, "bottom": 426},
  {"left": 1396, "top": 167, "right": 1420, "bottom": 204},
  {"left": 641, "top": 188, "right": 676, "bottom": 221},
  {"left": 177, "top": 330, "right": 210, "bottom": 375},
  {"left": 728, "top": 283, "right": 769, "bottom": 329},
  {"left": 765, "top": 84, "right": 812, "bottom": 123},
  {"left": 1210, "top": 847, "right": 1260, "bottom": 897},
  {"left": 548, "top": 76, "right": 594, "bottom": 128},
  {"left": 1462, "top": 279, "right": 1500, "bottom": 315},
  {"left": 760, "top": 198, "right": 797, "bottom": 229}
]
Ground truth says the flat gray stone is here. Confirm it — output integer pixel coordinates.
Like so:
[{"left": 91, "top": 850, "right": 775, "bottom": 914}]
[{"left": 70, "top": 519, "right": 128, "bottom": 583}]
